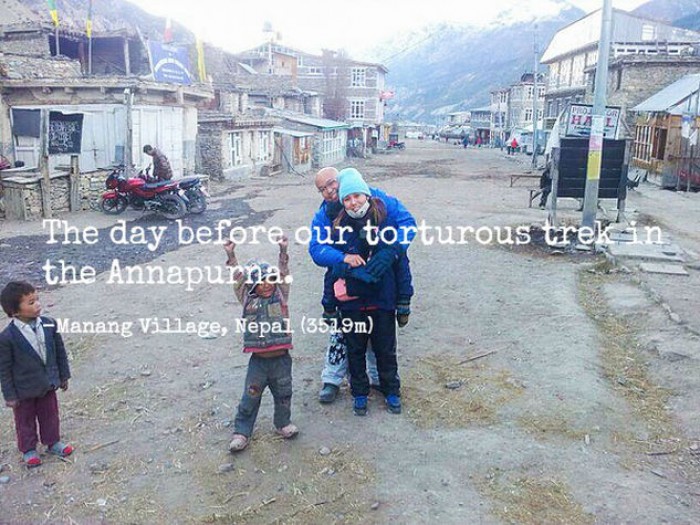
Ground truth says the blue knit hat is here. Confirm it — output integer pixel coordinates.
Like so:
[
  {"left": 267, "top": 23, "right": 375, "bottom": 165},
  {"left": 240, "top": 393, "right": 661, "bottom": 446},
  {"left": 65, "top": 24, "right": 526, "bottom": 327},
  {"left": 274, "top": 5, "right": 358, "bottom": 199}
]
[{"left": 338, "top": 168, "right": 371, "bottom": 202}]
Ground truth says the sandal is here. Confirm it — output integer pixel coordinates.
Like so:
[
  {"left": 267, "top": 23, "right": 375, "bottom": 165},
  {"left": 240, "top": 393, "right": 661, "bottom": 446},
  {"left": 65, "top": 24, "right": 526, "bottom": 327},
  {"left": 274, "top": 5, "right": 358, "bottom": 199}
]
[
  {"left": 276, "top": 424, "right": 299, "bottom": 440},
  {"left": 229, "top": 434, "right": 249, "bottom": 452},
  {"left": 47, "top": 441, "right": 74, "bottom": 457},
  {"left": 23, "top": 449, "right": 42, "bottom": 468}
]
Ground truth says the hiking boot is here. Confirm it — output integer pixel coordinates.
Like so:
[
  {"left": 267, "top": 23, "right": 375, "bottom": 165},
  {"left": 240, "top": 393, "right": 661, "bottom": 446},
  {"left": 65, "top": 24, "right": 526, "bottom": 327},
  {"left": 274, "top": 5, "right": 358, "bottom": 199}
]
[
  {"left": 385, "top": 394, "right": 402, "bottom": 414},
  {"left": 353, "top": 395, "right": 368, "bottom": 416},
  {"left": 318, "top": 383, "right": 339, "bottom": 404}
]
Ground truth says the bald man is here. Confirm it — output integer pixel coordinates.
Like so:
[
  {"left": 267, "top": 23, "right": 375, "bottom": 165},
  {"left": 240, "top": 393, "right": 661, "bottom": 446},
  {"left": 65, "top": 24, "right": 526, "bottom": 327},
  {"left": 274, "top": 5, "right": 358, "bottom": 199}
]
[{"left": 309, "top": 166, "right": 416, "bottom": 404}]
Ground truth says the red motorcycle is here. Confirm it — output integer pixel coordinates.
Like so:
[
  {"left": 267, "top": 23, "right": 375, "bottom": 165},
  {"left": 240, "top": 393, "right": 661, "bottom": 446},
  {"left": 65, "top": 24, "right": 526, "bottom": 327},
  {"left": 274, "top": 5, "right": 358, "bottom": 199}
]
[{"left": 100, "top": 166, "right": 187, "bottom": 220}]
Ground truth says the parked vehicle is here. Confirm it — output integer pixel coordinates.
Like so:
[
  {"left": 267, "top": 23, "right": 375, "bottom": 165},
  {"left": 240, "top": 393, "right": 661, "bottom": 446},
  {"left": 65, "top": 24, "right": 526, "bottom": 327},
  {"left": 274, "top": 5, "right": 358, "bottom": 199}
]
[
  {"left": 177, "top": 176, "right": 208, "bottom": 214},
  {"left": 139, "top": 166, "right": 208, "bottom": 214},
  {"left": 100, "top": 166, "right": 186, "bottom": 220}
]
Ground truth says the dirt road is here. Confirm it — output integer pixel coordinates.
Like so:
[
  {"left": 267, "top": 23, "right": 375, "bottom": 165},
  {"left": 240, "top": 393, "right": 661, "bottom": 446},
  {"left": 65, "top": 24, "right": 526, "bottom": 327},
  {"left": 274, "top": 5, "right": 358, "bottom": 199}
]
[{"left": 0, "top": 140, "right": 698, "bottom": 524}]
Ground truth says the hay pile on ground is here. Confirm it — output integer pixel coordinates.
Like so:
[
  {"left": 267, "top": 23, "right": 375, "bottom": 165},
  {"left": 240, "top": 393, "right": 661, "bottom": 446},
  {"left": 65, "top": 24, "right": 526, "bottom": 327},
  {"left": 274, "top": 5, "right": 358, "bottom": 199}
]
[{"left": 403, "top": 353, "right": 523, "bottom": 429}]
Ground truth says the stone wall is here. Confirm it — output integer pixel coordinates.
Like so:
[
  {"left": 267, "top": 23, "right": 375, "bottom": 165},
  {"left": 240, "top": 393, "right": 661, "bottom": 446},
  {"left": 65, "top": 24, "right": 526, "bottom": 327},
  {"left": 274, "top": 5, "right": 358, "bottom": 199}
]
[
  {"left": 197, "top": 123, "right": 224, "bottom": 180},
  {"left": 1, "top": 173, "right": 71, "bottom": 221},
  {"left": 79, "top": 170, "right": 110, "bottom": 210},
  {"left": 585, "top": 57, "right": 700, "bottom": 130},
  {"left": 1, "top": 168, "right": 109, "bottom": 221},
  {"left": 0, "top": 32, "right": 50, "bottom": 57}
]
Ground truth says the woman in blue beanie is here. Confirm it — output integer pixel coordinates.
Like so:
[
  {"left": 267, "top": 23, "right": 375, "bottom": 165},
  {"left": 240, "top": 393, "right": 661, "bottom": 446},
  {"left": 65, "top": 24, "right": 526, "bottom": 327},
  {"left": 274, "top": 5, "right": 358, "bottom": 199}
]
[{"left": 329, "top": 167, "right": 405, "bottom": 416}]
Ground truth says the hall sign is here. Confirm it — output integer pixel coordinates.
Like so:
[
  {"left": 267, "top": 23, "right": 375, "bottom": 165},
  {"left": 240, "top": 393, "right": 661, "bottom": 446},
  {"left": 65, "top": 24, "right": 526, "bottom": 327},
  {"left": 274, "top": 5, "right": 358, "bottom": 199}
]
[{"left": 565, "top": 104, "right": 620, "bottom": 139}]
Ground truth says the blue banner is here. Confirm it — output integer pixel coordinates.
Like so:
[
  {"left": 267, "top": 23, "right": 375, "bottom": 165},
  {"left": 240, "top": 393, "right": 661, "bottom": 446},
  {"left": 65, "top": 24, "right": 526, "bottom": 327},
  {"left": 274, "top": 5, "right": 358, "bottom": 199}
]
[{"left": 149, "top": 42, "right": 192, "bottom": 85}]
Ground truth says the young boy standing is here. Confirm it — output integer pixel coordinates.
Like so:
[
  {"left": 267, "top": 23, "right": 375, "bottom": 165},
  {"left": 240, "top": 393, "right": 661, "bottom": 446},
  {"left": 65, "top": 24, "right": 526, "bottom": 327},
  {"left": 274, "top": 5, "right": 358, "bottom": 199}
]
[
  {"left": 224, "top": 236, "right": 299, "bottom": 452},
  {"left": 0, "top": 281, "right": 73, "bottom": 468}
]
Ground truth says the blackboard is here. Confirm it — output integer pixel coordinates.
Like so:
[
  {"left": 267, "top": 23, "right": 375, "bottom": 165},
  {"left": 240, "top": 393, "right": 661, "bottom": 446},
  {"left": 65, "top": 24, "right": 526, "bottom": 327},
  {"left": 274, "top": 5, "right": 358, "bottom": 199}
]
[
  {"left": 49, "top": 112, "right": 84, "bottom": 155},
  {"left": 557, "top": 138, "right": 627, "bottom": 200}
]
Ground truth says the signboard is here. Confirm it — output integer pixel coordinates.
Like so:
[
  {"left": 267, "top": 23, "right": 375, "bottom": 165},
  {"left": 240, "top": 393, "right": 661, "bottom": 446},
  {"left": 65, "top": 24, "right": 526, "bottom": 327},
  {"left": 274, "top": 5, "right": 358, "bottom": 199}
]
[
  {"left": 148, "top": 42, "right": 192, "bottom": 85},
  {"left": 48, "top": 112, "right": 83, "bottom": 155},
  {"left": 681, "top": 114, "right": 692, "bottom": 138},
  {"left": 557, "top": 138, "right": 626, "bottom": 199},
  {"left": 565, "top": 104, "right": 620, "bottom": 139}
]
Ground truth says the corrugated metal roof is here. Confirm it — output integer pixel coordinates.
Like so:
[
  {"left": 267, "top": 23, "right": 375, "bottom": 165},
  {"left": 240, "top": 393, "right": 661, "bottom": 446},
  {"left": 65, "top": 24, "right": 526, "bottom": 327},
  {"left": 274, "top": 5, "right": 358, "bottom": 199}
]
[
  {"left": 237, "top": 63, "right": 258, "bottom": 75},
  {"left": 273, "top": 127, "right": 314, "bottom": 137},
  {"left": 542, "top": 9, "right": 700, "bottom": 64},
  {"left": 281, "top": 112, "right": 349, "bottom": 129},
  {"left": 633, "top": 74, "right": 700, "bottom": 114}
]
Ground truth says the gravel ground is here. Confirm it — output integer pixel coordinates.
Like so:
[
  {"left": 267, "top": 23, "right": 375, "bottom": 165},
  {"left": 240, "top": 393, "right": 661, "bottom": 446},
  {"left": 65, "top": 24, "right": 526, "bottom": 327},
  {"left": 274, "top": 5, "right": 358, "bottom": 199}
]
[{"left": 0, "top": 140, "right": 698, "bottom": 524}]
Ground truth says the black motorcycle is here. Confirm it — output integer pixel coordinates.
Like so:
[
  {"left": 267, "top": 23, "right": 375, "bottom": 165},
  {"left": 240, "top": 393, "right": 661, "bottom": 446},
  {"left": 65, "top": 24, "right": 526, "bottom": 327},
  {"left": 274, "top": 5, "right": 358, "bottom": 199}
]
[{"left": 177, "top": 176, "right": 208, "bottom": 214}]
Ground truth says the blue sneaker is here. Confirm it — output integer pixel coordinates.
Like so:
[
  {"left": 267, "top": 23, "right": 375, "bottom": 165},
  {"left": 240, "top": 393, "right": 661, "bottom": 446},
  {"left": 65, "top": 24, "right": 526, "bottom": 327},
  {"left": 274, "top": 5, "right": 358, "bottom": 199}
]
[
  {"left": 353, "top": 395, "right": 368, "bottom": 416},
  {"left": 385, "top": 394, "right": 401, "bottom": 414}
]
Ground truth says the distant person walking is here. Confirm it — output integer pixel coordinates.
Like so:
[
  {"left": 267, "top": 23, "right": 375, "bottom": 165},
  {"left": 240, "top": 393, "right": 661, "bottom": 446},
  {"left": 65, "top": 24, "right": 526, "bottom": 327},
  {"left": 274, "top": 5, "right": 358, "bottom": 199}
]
[{"left": 509, "top": 137, "right": 519, "bottom": 155}]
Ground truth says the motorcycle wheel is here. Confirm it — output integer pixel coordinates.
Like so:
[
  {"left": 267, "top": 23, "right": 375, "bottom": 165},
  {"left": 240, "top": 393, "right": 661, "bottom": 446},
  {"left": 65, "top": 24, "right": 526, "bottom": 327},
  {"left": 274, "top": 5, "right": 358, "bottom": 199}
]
[
  {"left": 100, "top": 196, "right": 128, "bottom": 214},
  {"left": 159, "top": 194, "right": 187, "bottom": 220},
  {"left": 186, "top": 189, "right": 207, "bottom": 214}
]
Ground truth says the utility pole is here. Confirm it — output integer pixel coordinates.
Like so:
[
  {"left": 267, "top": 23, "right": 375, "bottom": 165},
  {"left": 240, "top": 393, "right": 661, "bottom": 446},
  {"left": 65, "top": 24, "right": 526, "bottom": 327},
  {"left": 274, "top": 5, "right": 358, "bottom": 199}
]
[
  {"left": 263, "top": 22, "right": 274, "bottom": 75},
  {"left": 582, "top": 0, "right": 613, "bottom": 230},
  {"left": 532, "top": 24, "right": 539, "bottom": 168}
]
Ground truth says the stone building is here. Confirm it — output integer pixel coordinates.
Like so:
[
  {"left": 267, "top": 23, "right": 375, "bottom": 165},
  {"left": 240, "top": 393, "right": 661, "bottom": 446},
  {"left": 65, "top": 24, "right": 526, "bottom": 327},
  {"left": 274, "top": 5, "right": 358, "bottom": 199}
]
[
  {"left": 507, "top": 73, "right": 546, "bottom": 151},
  {"left": 0, "top": 1, "right": 212, "bottom": 220},
  {"left": 584, "top": 54, "right": 700, "bottom": 132},
  {"left": 541, "top": 8, "right": 700, "bottom": 130},
  {"left": 198, "top": 43, "right": 323, "bottom": 178},
  {"left": 197, "top": 110, "right": 277, "bottom": 180},
  {"left": 238, "top": 44, "right": 387, "bottom": 151},
  {"left": 470, "top": 106, "right": 492, "bottom": 144},
  {"left": 489, "top": 88, "right": 510, "bottom": 145}
]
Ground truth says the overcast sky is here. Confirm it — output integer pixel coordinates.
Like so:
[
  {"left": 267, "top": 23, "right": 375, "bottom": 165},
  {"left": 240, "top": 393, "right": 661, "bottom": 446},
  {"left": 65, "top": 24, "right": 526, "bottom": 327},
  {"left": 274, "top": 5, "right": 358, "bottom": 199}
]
[{"left": 130, "top": 0, "right": 650, "bottom": 58}]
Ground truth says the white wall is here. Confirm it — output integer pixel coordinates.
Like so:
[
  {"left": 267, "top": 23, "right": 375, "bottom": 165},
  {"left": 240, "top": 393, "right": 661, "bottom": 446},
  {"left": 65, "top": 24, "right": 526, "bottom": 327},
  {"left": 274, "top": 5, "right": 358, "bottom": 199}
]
[{"left": 9, "top": 104, "right": 195, "bottom": 177}]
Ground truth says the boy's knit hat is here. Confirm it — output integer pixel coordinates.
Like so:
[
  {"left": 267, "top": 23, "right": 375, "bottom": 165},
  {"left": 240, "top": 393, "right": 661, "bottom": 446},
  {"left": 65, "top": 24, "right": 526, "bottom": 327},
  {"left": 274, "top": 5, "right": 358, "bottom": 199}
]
[
  {"left": 338, "top": 168, "right": 370, "bottom": 202},
  {"left": 244, "top": 259, "right": 277, "bottom": 295}
]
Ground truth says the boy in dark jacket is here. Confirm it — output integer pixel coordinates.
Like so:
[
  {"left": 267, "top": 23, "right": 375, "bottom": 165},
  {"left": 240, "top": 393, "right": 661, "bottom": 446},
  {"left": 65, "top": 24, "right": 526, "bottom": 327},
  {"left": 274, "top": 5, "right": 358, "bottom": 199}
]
[{"left": 0, "top": 281, "right": 73, "bottom": 468}]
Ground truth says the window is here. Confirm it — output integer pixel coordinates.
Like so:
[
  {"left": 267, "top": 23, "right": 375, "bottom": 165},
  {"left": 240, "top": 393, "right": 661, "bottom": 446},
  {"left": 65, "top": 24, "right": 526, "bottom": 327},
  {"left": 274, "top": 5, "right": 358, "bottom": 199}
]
[
  {"left": 351, "top": 100, "right": 365, "bottom": 119},
  {"left": 257, "top": 131, "right": 271, "bottom": 161},
  {"left": 294, "top": 136, "right": 310, "bottom": 164},
  {"left": 572, "top": 54, "right": 585, "bottom": 86},
  {"left": 351, "top": 68, "right": 366, "bottom": 87},
  {"left": 652, "top": 128, "right": 667, "bottom": 160},
  {"left": 635, "top": 125, "right": 653, "bottom": 163},
  {"left": 550, "top": 63, "right": 559, "bottom": 87},
  {"left": 229, "top": 132, "right": 243, "bottom": 166},
  {"left": 524, "top": 109, "right": 533, "bottom": 122},
  {"left": 526, "top": 86, "right": 534, "bottom": 99},
  {"left": 561, "top": 59, "right": 571, "bottom": 87},
  {"left": 307, "top": 67, "right": 322, "bottom": 75}
]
